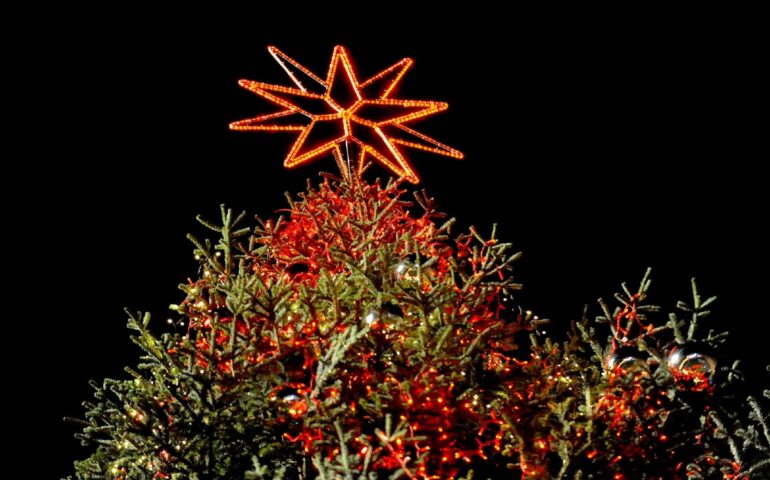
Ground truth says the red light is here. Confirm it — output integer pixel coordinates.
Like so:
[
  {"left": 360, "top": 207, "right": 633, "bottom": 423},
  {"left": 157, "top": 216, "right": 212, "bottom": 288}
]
[{"left": 230, "top": 46, "right": 462, "bottom": 184}]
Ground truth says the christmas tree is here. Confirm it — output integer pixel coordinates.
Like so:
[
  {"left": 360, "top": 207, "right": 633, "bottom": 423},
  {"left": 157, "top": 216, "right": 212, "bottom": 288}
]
[{"left": 68, "top": 46, "right": 770, "bottom": 479}]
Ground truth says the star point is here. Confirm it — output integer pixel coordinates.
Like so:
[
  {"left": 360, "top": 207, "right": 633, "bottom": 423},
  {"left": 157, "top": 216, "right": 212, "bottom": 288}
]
[{"left": 230, "top": 46, "right": 462, "bottom": 184}]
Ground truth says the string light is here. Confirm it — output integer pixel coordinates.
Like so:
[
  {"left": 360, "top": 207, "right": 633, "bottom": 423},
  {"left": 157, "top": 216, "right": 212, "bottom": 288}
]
[
  {"left": 152, "top": 176, "right": 744, "bottom": 478},
  {"left": 230, "top": 46, "right": 463, "bottom": 183}
]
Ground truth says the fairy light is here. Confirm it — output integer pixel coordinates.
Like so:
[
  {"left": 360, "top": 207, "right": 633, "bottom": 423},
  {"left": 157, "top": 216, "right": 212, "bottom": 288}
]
[
  {"left": 230, "top": 46, "right": 463, "bottom": 184},
  {"left": 159, "top": 177, "right": 737, "bottom": 478}
]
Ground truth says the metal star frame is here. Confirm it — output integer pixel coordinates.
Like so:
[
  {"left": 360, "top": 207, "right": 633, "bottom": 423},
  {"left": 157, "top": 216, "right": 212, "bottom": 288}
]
[{"left": 229, "top": 46, "right": 463, "bottom": 184}]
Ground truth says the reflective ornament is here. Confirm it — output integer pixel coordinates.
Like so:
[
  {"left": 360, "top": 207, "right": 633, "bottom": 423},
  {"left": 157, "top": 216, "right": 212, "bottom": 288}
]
[
  {"left": 605, "top": 345, "right": 650, "bottom": 375},
  {"left": 365, "top": 302, "right": 404, "bottom": 326},
  {"left": 393, "top": 255, "right": 418, "bottom": 282},
  {"left": 497, "top": 293, "right": 524, "bottom": 323},
  {"left": 499, "top": 293, "right": 515, "bottom": 309},
  {"left": 269, "top": 384, "right": 309, "bottom": 419},
  {"left": 668, "top": 343, "right": 716, "bottom": 387},
  {"left": 393, "top": 254, "right": 435, "bottom": 282},
  {"left": 364, "top": 309, "right": 378, "bottom": 326}
]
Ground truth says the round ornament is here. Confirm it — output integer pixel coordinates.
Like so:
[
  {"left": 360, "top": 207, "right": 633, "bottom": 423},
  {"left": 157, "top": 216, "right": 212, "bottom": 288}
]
[
  {"left": 667, "top": 343, "right": 716, "bottom": 388},
  {"left": 269, "top": 384, "right": 309, "bottom": 419},
  {"left": 605, "top": 345, "right": 650, "bottom": 375}
]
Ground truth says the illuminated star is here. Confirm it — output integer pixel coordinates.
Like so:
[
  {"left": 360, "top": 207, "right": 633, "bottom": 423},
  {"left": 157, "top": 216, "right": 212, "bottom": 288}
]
[{"left": 229, "top": 45, "right": 463, "bottom": 184}]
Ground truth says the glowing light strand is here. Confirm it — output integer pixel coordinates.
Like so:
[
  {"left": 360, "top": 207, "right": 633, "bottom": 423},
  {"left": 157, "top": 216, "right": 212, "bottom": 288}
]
[{"left": 230, "top": 46, "right": 463, "bottom": 183}]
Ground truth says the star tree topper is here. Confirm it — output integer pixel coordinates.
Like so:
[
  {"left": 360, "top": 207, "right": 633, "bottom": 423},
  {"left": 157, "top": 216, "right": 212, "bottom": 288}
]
[{"left": 229, "top": 46, "right": 463, "bottom": 184}]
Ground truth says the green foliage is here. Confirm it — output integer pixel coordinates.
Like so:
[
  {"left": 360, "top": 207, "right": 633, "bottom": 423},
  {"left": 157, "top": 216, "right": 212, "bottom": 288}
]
[
  {"left": 68, "top": 177, "right": 770, "bottom": 479},
  {"left": 69, "top": 178, "right": 524, "bottom": 479}
]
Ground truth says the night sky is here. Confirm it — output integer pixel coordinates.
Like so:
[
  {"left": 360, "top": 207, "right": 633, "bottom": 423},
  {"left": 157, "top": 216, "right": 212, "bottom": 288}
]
[{"left": 25, "top": 11, "right": 765, "bottom": 479}]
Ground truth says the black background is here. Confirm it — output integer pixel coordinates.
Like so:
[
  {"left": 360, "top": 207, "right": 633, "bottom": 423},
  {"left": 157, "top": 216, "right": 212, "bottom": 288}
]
[{"left": 20, "top": 9, "right": 765, "bottom": 479}]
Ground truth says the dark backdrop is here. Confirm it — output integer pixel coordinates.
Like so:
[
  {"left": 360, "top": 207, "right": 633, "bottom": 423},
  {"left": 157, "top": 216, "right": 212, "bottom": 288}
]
[{"left": 23, "top": 11, "right": 765, "bottom": 479}]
